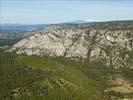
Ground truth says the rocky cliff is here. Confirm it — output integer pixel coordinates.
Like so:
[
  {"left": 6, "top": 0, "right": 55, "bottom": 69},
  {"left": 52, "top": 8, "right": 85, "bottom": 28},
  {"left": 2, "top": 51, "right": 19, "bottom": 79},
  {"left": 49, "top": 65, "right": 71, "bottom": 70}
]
[{"left": 11, "top": 21, "right": 133, "bottom": 68}]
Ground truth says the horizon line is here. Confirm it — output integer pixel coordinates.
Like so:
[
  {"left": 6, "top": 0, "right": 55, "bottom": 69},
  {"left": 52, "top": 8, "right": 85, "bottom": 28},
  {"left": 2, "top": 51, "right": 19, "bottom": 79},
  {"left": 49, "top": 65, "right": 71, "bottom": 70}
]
[{"left": 0, "top": 19, "right": 133, "bottom": 25}]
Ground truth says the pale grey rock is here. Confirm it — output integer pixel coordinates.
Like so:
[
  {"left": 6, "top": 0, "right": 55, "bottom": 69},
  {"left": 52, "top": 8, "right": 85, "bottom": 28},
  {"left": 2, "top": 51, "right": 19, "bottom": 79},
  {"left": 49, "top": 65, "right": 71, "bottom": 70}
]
[{"left": 11, "top": 22, "right": 133, "bottom": 68}]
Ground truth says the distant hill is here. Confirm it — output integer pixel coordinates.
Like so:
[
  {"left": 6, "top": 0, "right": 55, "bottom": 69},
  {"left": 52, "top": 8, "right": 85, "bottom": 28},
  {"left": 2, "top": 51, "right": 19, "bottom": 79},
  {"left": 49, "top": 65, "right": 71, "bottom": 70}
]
[
  {"left": 0, "top": 24, "right": 46, "bottom": 40},
  {"left": 64, "top": 20, "right": 89, "bottom": 24},
  {"left": 0, "top": 24, "right": 45, "bottom": 34}
]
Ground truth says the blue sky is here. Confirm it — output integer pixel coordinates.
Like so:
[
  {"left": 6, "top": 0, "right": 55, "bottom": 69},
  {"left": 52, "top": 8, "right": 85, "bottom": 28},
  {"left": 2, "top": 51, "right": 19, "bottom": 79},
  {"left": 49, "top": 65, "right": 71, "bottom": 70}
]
[{"left": 0, "top": 0, "right": 133, "bottom": 24}]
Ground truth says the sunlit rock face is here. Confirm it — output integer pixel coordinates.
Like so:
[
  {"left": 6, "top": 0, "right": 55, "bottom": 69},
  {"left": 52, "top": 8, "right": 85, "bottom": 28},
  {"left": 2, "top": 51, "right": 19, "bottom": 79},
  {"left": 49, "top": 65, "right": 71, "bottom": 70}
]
[{"left": 12, "top": 21, "right": 133, "bottom": 67}]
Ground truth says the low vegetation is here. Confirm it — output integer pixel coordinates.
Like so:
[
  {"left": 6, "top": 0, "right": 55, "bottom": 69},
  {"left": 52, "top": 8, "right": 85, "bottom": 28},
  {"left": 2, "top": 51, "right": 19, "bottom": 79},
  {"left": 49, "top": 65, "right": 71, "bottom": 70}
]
[
  {"left": 0, "top": 38, "right": 22, "bottom": 46},
  {"left": 0, "top": 49, "right": 133, "bottom": 100}
]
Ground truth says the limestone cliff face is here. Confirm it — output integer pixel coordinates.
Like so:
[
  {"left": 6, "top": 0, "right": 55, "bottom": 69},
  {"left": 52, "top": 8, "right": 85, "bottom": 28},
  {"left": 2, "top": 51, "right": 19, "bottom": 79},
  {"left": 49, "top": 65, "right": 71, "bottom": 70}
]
[{"left": 12, "top": 21, "right": 133, "bottom": 67}]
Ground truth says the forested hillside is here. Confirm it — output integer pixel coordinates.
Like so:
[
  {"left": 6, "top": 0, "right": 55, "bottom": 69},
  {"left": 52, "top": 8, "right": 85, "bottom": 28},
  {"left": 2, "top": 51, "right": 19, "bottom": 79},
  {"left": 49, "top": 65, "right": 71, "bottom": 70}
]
[{"left": 0, "top": 48, "right": 133, "bottom": 100}]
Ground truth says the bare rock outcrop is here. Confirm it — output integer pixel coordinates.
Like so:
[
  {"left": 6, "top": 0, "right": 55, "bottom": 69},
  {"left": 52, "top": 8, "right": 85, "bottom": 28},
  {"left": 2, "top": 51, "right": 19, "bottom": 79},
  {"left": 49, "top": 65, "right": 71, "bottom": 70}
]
[{"left": 11, "top": 21, "right": 133, "bottom": 67}]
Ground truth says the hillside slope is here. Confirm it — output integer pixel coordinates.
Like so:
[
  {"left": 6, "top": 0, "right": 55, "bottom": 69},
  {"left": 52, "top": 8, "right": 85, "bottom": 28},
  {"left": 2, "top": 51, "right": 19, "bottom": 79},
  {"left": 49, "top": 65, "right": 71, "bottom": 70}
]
[
  {"left": 11, "top": 21, "right": 133, "bottom": 67},
  {"left": 1, "top": 49, "right": 133, "bottom": 100}
]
